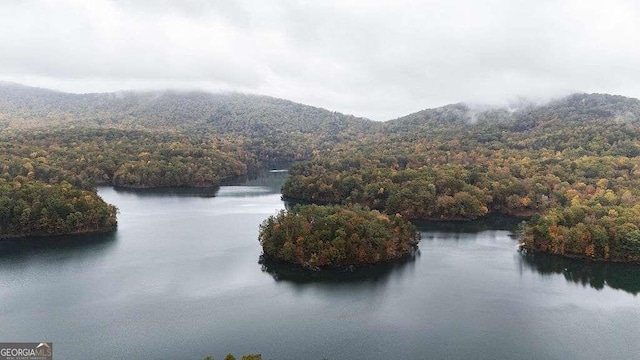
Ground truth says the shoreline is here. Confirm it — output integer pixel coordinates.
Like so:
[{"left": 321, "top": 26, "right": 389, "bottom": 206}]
[
  {"left": 259, "top": 248, "right": 420, "bottom": 272},
  {"left": 0, "top": 227, "right": 116, "bottom": 241},
  {"left": 519, "top": 246, "right": 640, "bottom": 266}
]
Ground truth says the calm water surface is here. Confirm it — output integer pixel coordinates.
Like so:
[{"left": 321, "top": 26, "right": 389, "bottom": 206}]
[{"left": 0, "top": 172, "right": 639, "bottom": 360}]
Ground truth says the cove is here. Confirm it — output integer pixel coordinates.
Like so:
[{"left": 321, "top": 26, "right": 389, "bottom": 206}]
[{"left": 0, "top": 171, "right": 639, "bottom": 360}]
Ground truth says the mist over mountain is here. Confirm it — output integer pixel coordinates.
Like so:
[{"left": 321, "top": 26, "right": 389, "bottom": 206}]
[
  {"left": 386, "top": 93, "right": 640, "bottom": 128},
  {"left": 3, "top": 82, "right": 640, "bottom": 137},
  {"left": 0, "top": 82, "right": 371, "bottom": 135}
]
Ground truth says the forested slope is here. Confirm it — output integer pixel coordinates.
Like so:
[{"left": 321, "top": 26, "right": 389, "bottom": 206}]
[
  {"left": 282, "top": 93, "right": 640, "bottom": 261},
  {"left": 0, "top": 83, "right": 371, "bottom": 237},
  {"left": 0, "top": 82, "right": 372, "bottom": 169},
  {"left": 0, "top": 82, "right": 371, "bottom": 135},
  {"left": 4, "top": 82, "right": 640, "bottom": 263}
]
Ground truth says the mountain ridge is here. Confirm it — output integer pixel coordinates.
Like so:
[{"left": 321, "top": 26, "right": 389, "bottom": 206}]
[
  {"left": 0, "top": 82, "right": 372, "bottom": 135},
  {"left": 3, "top": 82, "right": 640, "bottom": 130}
]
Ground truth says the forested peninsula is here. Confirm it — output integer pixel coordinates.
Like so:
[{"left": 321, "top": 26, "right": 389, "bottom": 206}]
[
  {"left": 259, "top": 204, "right": 419, "bottom": 269},
  {"left": 2, "top": 82, "right": 640, "bottom": 263}
]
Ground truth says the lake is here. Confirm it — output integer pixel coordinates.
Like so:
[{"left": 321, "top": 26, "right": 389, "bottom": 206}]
[{"left": 0, "top": 171, "right": 639, "bottom": 360}]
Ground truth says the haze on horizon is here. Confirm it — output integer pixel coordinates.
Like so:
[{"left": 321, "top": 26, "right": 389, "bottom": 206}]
[{"left": 1, "top": 0, "right": 639, "bottom": 121}]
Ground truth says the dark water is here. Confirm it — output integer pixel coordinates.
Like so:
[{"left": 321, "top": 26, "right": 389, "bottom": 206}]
[{"left": 1, "top": 172, "right": 639, "bottom": 360}]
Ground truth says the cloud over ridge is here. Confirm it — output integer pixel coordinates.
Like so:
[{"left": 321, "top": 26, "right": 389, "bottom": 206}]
[{"left": 2, "top": 0, "right": 639, "bottom": 120}]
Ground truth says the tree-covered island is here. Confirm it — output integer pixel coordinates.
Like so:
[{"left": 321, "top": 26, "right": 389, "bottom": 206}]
[
  {"left": 0, "top": 178, "right": 117, "bottom": 237},
  {"left": 259, "top": 204, "right": 420, "bottom": 270}
]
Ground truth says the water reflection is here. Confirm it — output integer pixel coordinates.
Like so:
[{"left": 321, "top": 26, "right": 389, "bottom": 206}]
[
  {"left": 109, "top": 171, "right": 290, "bottom": 198},
  {"left": 221, "top": 171, "right": 289, "bottom": 194},
  {"left": 258, "top": 251, "right": 419, "bottom": 285},
  {"left": 414, "top": 214, "right": 523, "bottom": 233},
  {"left": 112, "top": 186, "right": 220, "bottom": 198},
  {"left": 519, "top": 252, "right": 640, "bottom": 295},
  {"left": 0, "top": 232, "right": 117, "bottom": 263},
  {"left": 216, "top": 186, "right": 275, "bottom": 198}
]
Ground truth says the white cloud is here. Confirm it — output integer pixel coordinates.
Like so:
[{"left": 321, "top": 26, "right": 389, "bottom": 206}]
[{"left": 1, "top": 0, "right": 639, "bottom": 120}]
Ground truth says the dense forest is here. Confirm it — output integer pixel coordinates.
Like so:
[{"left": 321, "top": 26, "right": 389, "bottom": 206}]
[
  {"left": 280, "top": 94, "right": 640, "bottom": 262},
  {"left": 0, "top": 82, "right": 370, "bottom": 237},
  {"left": 3, "top": 82, "right": 640, "bottom": 263},
  {"left": 1, "top": 129, "right": 247, "bottom": 188},
  {"left": 0, "top": 178, "right": 116, "bottom": 237},
  {"left": 259, "top": 204, "right": 419, "bottom": 269}
]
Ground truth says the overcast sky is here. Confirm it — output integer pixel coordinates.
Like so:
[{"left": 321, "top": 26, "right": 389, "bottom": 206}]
[{"left": 1, "top": 0, "right": 639, "bottom": 120}]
